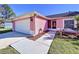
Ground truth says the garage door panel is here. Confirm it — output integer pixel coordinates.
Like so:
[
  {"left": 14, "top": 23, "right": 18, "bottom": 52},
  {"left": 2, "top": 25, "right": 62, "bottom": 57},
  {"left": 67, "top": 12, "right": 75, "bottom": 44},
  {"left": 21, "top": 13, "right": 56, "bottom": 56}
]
[{"left": 15, "top": 19, "right": 32, "bottom": 34}]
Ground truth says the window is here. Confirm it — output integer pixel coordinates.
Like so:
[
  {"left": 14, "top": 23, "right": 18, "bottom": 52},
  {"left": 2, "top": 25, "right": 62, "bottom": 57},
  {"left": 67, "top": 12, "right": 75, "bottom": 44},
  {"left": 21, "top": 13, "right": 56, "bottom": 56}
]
[{"left": 64, "top": 20, "right": 74, "bottom": 29}]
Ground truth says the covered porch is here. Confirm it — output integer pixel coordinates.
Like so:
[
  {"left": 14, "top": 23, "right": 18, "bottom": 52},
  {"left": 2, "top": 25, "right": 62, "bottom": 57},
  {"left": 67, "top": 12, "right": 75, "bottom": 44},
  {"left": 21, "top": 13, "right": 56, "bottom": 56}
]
[
  {"left": 47, "top": 20, "right": 56, "bottom": 29},
  {"left": 47, "top": 19, "right": 63, "bottom": 29},
  {"left": 47, "top": 20, "right": 62, "bottom": 31}
]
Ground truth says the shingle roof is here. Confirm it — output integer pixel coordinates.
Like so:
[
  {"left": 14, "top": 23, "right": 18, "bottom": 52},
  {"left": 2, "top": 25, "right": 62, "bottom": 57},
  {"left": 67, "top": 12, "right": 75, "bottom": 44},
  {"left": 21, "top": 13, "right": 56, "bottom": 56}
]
[{"left": 47, "top": 11, "right": 79, "bottom": 18}]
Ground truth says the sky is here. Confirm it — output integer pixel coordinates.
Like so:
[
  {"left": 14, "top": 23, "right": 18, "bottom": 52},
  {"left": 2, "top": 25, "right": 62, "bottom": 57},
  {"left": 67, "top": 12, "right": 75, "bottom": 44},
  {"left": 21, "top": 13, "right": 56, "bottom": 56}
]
[{"left": 9, "top": 4, "right": 79, "bottom": 16}]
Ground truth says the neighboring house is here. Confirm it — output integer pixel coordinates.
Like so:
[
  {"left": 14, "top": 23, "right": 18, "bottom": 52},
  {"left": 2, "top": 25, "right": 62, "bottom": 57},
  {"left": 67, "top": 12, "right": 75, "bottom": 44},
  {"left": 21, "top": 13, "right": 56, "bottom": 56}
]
[
  {"left": 0, "top": 18, "right": 4, "bottom": 28},
  {"left": 0, "top": 19, "right": 13, "bottom": 29},
  {"left": 12, "top": 11, "right": 79, "bottom": 36},
  {"left": 4, "top": 21, "right": 12, "bottom": 29}
]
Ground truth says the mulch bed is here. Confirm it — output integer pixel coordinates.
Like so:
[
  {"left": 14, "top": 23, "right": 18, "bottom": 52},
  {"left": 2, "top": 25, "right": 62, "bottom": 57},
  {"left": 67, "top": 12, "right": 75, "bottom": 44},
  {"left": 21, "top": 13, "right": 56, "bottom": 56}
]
[{"left": 28, "top": 31, "right": 48, "bottom": 41}]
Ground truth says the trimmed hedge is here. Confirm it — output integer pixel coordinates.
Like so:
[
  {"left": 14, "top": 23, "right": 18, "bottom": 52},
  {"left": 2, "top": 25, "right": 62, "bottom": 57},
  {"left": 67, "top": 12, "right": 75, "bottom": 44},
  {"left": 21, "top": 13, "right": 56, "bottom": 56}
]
[
  {"left": 0, "top": 29, "right": 12, "bottom": 34},
  {"left": 0, "top": 27, "right": 4, "bottom": 28}
]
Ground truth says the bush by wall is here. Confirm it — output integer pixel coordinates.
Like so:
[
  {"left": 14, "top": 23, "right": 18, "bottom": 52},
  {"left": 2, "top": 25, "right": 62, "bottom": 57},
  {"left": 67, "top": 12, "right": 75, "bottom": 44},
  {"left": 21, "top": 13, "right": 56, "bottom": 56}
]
[{"left": 0, "top": 29, "right": 12, "bottom": 34}]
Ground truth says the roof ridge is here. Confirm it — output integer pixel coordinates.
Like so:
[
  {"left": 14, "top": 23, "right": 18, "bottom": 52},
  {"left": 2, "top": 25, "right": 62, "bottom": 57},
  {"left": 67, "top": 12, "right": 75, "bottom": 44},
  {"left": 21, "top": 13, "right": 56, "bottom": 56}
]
[
  {"left": 16, "top": 11, "right": 37, "bottom": 17},
  {"left": 13, "top": 11, "right": 52, "bottom": 21},
  {"left": 47, "top": 11, "right": 79, "bottom": 18},
  {"left": 47, "top": 11, "right": 79, "bottom": 16}
]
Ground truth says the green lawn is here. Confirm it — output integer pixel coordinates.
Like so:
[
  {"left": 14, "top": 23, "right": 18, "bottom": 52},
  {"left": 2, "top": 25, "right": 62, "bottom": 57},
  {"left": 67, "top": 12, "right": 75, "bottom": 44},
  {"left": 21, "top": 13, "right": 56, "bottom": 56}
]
[
  {"left": 0, "top": 46, "right": 20, "bottom": 54},
  {"left": 48, "top": 38, "right": 79, "bottom": 54}
]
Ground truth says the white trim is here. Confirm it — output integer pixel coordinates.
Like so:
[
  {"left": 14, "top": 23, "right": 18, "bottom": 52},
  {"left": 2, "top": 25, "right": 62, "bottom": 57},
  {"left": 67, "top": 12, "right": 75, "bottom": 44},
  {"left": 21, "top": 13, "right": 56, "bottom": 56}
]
[{"left": 74, "top": 20, "right": 77, "bottom": 28}]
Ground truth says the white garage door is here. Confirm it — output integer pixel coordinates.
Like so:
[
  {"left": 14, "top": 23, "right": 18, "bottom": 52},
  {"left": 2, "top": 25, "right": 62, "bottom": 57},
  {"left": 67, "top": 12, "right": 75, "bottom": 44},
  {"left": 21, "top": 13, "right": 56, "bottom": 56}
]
[{"left": 14, "top": 18, "right": 33, "bottom": 34}]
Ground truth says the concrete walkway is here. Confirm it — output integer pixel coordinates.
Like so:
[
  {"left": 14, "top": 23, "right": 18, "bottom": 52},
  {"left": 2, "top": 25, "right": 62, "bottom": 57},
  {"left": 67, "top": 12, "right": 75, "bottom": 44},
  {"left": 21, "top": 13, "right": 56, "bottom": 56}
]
[
  {"left": 36, "top": 31, "right": 56, "bottom": 46},
  {"left": 11, "top": 31, "right": 56, "bottom": 54}
]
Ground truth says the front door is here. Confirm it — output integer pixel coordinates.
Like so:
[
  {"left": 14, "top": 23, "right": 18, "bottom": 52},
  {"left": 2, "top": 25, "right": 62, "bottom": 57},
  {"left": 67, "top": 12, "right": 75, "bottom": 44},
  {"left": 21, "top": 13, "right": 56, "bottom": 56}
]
[
  {"left": 48, "top": 20, "right": 51, "bottom": 28},
  {"left": 52, "top": 21, "right": 56, "bottom": 29}
]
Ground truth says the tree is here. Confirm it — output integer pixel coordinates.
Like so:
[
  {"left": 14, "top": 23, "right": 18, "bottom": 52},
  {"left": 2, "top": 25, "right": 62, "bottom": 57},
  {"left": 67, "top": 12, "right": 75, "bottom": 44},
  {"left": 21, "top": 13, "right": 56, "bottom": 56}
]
[
  {"left": 74, "top": 15, "right": 79, "bottom": 37},
  {"left": 0, "top": 4, "right": 16, "bottom": 28},
  {"left": 74, "top": 15, "right": 79, "bottom": 30},
  {"left": 0, "top": 5, "right": 5, "bottom": 28},
  {"left": 1, "top": 4, "right": 16, "bottom": 21}
]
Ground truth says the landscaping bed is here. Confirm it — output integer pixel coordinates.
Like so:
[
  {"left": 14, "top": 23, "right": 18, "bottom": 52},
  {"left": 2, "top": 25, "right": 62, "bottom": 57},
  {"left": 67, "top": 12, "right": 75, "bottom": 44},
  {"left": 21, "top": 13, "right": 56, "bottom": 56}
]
[
  {"left": 28, "top": 31, "right": 48, "bottom": 41},
  {"left": 48, "top": 37, "right": 79, "bottom": 54},
  {"left": 0, "top": 46, "right": 20, "bottom": 54}
]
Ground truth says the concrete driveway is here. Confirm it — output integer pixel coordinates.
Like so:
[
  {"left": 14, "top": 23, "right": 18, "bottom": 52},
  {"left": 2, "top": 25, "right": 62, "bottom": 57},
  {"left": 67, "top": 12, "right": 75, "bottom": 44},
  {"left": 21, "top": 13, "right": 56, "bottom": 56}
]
[
  {"left": 0, "top": 32, "right": 30, "bottom": 39},
  {"left": 0, "top": 32, "right": 28, "bottom": 49}
]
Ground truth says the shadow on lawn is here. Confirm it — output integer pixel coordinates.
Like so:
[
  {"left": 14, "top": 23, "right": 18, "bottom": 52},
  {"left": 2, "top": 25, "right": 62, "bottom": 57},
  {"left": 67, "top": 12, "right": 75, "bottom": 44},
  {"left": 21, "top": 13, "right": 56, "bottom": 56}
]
[
  {"left": 72, "top": 42, "right": 79, "bottom": 46},
  {"left": 64, "top": 38, "right": 79, "bottom": 46}
]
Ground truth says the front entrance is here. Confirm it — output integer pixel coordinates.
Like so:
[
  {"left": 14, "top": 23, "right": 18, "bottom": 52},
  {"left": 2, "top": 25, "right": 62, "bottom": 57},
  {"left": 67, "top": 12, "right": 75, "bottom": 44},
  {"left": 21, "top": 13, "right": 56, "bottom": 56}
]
[
  {"left": 48, "top": 20, "right": 56, "bottom": 29},
  {"left": 52, "top": 21, "right": 56, "bottom": 29},
  {"left": 48, "top": 20, "right": 51, "bottom": 28}
]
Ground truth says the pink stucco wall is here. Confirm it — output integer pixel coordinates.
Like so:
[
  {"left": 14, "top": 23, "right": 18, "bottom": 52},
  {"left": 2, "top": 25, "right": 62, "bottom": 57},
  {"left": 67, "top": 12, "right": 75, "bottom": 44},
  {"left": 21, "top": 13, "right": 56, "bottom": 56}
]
[
  {"left": 34, "top": 16, "right": 48, "bottom": 35},
  {"left": 30, "top": 17, "right": 35, "bottom": 32},
  {"left": 56, "top": 17, "right": 75, "bottom": 29},
  {"left": 56, "top": 19, "right": 64, "bottom": 29}
]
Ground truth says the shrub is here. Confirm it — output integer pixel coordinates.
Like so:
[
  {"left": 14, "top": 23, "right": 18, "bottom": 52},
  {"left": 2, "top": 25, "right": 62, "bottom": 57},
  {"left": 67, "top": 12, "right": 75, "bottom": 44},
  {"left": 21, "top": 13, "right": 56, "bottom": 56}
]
[{"left": 0, "top": 29, "right": 12, "bottom": 34}]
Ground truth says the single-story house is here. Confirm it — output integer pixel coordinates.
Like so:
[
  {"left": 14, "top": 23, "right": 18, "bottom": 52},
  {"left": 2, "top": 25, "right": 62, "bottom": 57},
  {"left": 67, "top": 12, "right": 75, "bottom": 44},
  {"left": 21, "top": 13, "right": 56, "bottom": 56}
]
[{"left": 12, "top": 11, "right": 78, "bottom": 36}]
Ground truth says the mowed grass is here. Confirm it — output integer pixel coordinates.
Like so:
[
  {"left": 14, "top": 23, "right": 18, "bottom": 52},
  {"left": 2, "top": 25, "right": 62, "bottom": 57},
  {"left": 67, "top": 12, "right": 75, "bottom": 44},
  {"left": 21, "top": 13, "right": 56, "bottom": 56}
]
[
  {"left": 0, "top": 46, "right": 20, "bottom": 54},
  {"left": 48, "top": 38, "right": 79, "bottom": 54}
]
